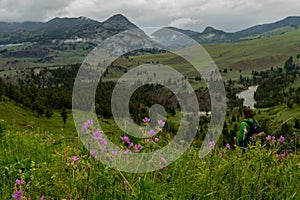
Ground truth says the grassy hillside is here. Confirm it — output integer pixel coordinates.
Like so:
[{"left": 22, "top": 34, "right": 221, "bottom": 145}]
[
  {"left": 0, "top": 117, "right": 299, "bottom": 199},
  {"left": 204, "top": 28, "right": 300, "bottom": 70}
]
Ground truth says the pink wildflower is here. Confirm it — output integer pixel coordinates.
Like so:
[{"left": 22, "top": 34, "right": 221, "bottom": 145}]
[
  {"left": 158, "top": 119, "right": 165, "bottom": 127},
  {"left": 12, "top": 189, "right": 23, "bottom": 200},
  {"left": 142, "top": 117, "right": 151, "bottom": 123},
  {"left": 71, "top": 156, "right": 80, "bottom": 164},
  {"left": 279, "top": 135, "right": 285, "bottom": 142},
  {"left": 148, "top": 129, "right": 156, "bottom": 137},
  {"left": 15, "top": 179, "right": 24, "bottom": 185},
  {"left": 209, "top": 141, "right": 215, "bottom": 149}
]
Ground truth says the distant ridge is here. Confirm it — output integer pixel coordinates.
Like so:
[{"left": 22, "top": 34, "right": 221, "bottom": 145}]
[
  {"left": 0, "top": 15, "right": 300, "bottom": 44},
  {"left": 168, "top": 16, "right": 300, "bottom": 44}
]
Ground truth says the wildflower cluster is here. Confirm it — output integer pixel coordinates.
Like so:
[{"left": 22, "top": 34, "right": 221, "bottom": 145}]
[
  {"left": 81, "top": 120, "right": 108, "bottom": 157},
  {"left": 265, "top": 135, "right": 285, "bottom": 146},
  {"left": 12, "top": 179, "right": 44, "bottom": 200},
  {"left": 119, "top": 117, "right": 166, "bottom": 156}
]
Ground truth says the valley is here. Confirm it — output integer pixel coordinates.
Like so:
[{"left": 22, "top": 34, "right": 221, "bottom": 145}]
[{"left": 0, "top": 14, "right": 300, "bottom": 199}]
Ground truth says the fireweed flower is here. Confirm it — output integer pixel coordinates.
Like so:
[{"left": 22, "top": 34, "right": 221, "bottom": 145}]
[
  {"left": 272, "top": 136, "right": 276, "bottom": 140},
  {"left": 40, "top": 195, "right": 45, "bottom": 200},
  {"left": 120, "top": 136, "right": 131, "bottom": 144},
  {"left": 15, "top": 179, "right": 24, "bottom": 185},
  {"left": 161, "top": 157, "right": 167, "bottom": 163},
  {"left": 112, "top": 151, "right": 118, "bottom": 156},
  {"left": 81, "top": 119, "right": 93, "bottom": 132},
  {"left": 92, "top": 150, "right": 97, "bottom": 157},
  {"left": 158, "top": 119, "right": 165, "bottom": 127},
  {"left": 134, "top": 144, "right": 143, "bottom": 152},
  {"left": 279, "top": 135, "right": 285, "bottom": 142},
  {"left": 101, "top": 142, "right": 107, "bottom": 153},
  {"left": 71, "top": 156, "right": 80, "bottom": 164},
  {"left": 148, "top": 129, "right": 156, "bottom": 137},
  {"left": 12, "top": 189, "right": 23, "bottom": 200},
  {"left": 123, "top": 149, "right": 132, "bottom": 155},
  {"left": 93, "top": 130, "right": 103, "bottom": 140},
  {"left": 142, "top": 117, "right": 151, "bottom": 123},
  {"left": 129, "top": 142, "right": 134, "bottom": 148},
  {"left": 266, "top": 135, "right": 272, "bottom": 141},
  {"left": 226, "top": 143, "right": 230, "bottom": 150},
  {"left": 94, "top": 130, "right": 107, "bottom": 153},
  {"left": 209, "top": 141, "right": 216, "bottom": 149},
  {"left": 154, "top": 138, "right": 159, "bottom": 143}
]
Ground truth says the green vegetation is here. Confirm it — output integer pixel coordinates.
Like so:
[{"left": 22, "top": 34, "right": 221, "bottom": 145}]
[
  {"left": 1, "top": 17, "right": 300, "bottom": 199},
  {"left": 0, "top": 125, "right": 299, "bottom": 199}
]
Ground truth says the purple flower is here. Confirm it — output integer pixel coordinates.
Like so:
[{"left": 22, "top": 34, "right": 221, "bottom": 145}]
[
  {"left": 15, "top": 179, "right": 24, "bottom": 185},
  {"left": 112, "top": 151, "right": 118, "bottom": 156},
  {"left": 134, "top": 144, "right": 143, "bottom": 152},
  {"left": 100, "top": 139, "right": 107, "bottom": 146},
  {"left": 129, "top": 142, "right": 134, "bottom": 148},
  {"left": 81, "top": 119, "right": 93, "bottom": 132},
  {"left": 93, "top": 130, "right": 103, "bottom": 140},
  {"left": 120, "top": 136, "right": 131, "bottom": 144},
  {"left": 101, "top": 143, "right": 107, "bottom": 153},
  {"left": 226, "top": 143, "right": 230, "bottom": 150},
  {"left": 148, "top": 129, "right": 157, "bottom": 137},
  {"left": 158, "top": 119, "right": 165, "bottom": 127},
  {"left": 92, "top": 150, "right": 97, "bottom": 158},
  {"left": 124, "top": 180, "right": 128, "bottom": 185},
  {"left": 209, "top": 141, "right": 216, "bottom": 149},
  {"left": 40, "top": 195, "right": 45, "bottom": 200},
  {"left": 71, "top": 156, "right": 80, "bottom": 164},
  {"left": 266, "top": 135, "right": 272, "bottom": 141},
  {"left": 154, "top": 138, "right": 159, "bottom": 143},
  {"left": 142, "top": 117, "right": 151, "bottom": 123},
  {"left": 123, "top": 149, "right": 132, "bottom": 155},
  {"left": 161, "top": 157, "right": 167, "bottom": 163},
  {"left": 145, "top": 139, "right": 151, "bottom": 144},
  {"left": 12, "top": 189, "right": 23, "bottom": 200},
  {"left": 158, "top": 164, "right": 164, "bottom": 169},
  {"left": 279, "top": 135, "right": 285, "bottom": 142},
  {"left": 272, "top": 136, "right": 276, "bottom": 140}
]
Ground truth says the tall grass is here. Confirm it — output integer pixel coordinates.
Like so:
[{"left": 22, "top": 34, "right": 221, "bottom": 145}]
[{"left": 0, "top": 127, "right": 299, "bottom": 199}]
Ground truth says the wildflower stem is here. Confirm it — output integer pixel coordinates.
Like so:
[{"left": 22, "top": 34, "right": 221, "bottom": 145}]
[{"left": 118, "top": 170, "right": 136, "bottom": 196}]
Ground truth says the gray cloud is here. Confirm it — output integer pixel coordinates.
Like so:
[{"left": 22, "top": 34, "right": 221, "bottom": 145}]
[{"left": 0, "top": 0, "right": 299, "bottom": 32}]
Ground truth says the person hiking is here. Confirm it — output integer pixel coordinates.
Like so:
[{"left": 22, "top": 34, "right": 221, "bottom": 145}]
[{"left": 237, "top": 107, "right": 265, "bottom": 148}]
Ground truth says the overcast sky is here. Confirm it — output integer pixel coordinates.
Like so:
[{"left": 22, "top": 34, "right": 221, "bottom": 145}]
[{"left": 0, "top": 0, "right": 300, "bottom": 32}]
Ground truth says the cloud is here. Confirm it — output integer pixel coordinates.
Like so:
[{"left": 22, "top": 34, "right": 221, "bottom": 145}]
[
  {"left": 0, "top": 0, "right": 73, "bottom": 22},
  {"left": 0, "top": 0, "right": 300, "bottom": 32},
  {"left": 169, "top": 18, "right": 199, "bottom": 29}
]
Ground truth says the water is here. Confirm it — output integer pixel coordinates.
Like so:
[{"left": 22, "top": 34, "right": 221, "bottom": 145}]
[
  {"left": 0, "top": 43, "right": 23, "bottom": 48},
  {"left": 236, "top": 85, "right": 259, "bottom": 109}
]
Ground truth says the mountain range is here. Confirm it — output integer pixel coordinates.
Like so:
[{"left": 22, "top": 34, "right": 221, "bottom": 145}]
[
  {"left": 0, "top": 14, "right": 137, "bottom": 44},
  {"left": 0, "top": 14, "right": 300, "bottom": 44}
]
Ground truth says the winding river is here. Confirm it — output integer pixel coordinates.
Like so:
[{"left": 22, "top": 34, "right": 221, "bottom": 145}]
[{"left": 236, "top": 85, "right": 259, "bottom": 109}]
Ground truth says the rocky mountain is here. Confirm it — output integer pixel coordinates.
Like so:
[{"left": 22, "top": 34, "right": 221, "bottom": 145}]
[
  {"left": 0, "top": 14, "right": 138, "bottom": 44},
  {"left": 0, "top": 15, "right": 300, "bottom": 45}
]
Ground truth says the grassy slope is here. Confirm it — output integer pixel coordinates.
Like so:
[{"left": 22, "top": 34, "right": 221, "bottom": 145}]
[
  {"left": 125, "top": 28, "right": 300, "bottom": 82},
  {"left": 0, "top": 100, "right": 76, "bottom": 134}
]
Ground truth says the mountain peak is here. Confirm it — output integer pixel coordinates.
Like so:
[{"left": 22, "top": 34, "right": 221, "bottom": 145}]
[
  {"left": 106, "top": 14, "right": 129, "bottom": 21},
  {"left": 202, "top": 26, "right": 224, "bottom": 34},
  {"left": 102, "top": 14, "right": 137, "bottom": 30}
]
